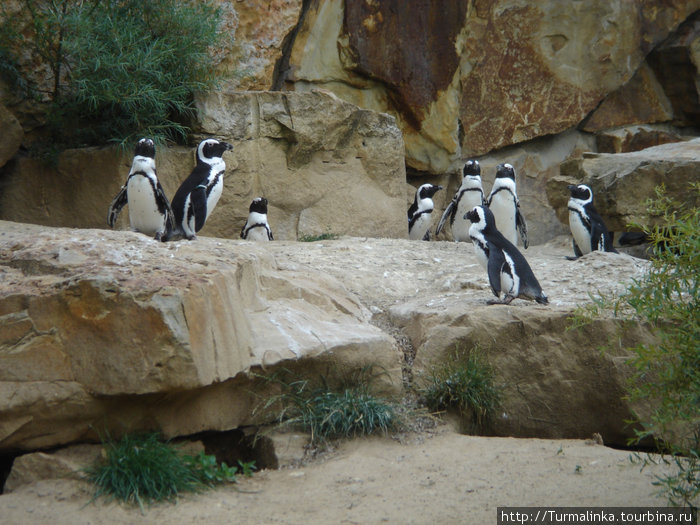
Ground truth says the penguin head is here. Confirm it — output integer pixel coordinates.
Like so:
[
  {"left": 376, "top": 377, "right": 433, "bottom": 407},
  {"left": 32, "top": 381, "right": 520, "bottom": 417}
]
[
  {"left": 417, "top": 184, "right": 443, "bottom": 200},
  {"left": 495, "top": 163, "right": 515, "bottom": 180},
  {"left": 567, "top": 184, "right": 593, "bottom": 204},
  {"left": 249, "top": 197, "right": 268, "bottom": 214},
  {"left": 134, "top": 138, "right": 156, "bottom": 159},
  {"left": 462, "top": 159, "right": 481, "bottom": 178},
  {"left": 464, "top": 205, "right": 495, "bottom": 230},
  {"left": 197, "top": 138, "right": 234, "bottom": 164}
]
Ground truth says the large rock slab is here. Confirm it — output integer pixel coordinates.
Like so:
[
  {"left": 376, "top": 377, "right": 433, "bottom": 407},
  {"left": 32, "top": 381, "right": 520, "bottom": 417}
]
[
  {"left": 547, "top": 138, "right": 700, "bottom": 231},
  {"left": 0, "top": 91, "right": 408, "bottom": 240},
  {"left": 0, "top": 221, "right": 401, "bottom": 451}
]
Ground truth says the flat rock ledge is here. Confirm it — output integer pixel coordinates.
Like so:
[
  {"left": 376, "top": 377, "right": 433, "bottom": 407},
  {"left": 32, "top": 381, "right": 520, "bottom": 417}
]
[{"left": 0, "top": 221, "right": 653, "bottom": 452}]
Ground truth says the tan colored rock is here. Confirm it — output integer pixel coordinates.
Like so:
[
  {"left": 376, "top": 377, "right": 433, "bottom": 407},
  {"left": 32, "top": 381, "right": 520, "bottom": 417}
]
[
  {"left": 0, "top": 221, "right": 401, "bottom": 451},
  {"left": 594, "top": 125, "right": 686, "bottom": 154},
  {"left": 548, "top": 138, "right": 700, "bottom": 231},
  {"left": 0, "top": 91, "right": 408, "bottom": 240}
]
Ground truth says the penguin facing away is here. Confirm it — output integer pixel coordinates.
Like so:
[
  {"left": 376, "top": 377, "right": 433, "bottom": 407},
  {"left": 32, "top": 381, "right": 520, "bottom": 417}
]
[
  {"left": 241, "top": 197, "right": 273, "bottom": 241},
  {"left": 408, "top": 183, "right": 443, "bottom": 240},
  {"left": 464, "top": 205, "right": 548, "bottom": 305},
  {"left": 486, "top": 163, "right": 528, "bottom": 248},
  {"left": 567, "top": 184, "right": 617, "bottom": 258},
  {"left": 435, "top": 159, "right": 485, "bottom": 242},
  {"left": 167, "top": 138, "right": 233, "bottom": 240},
  {"left": 107, "top": 138, "right": 174, "bottom": 241}
]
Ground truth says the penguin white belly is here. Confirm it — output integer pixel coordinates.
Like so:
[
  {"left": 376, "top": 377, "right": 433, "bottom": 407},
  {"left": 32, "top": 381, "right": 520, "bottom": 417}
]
[
  {"left": 568, "top": 209, "right": 592, "bottom": 254},
  {"left": 126, "top": 176, "right": 164, "bottom": 235},
  {"left": 500, "top": 252, "right": 519, "bottom": 297},
  {"left": 410, "top": 213, "right": 432, "bottom": 240},
  {"left": 205, "top": 177, "right": 224, "bottom": 221},
  {"left": 246, "top": 226, "right": 270, "bottom": 242},
  {"left": 489, "top": 194, "right": 517, "bottom": 245},
  {"left": 454, "top": 193, "right": 482, "bottom": 242},
  {"left": 473, "top": 243, "right": 489, "bottom": 271}
]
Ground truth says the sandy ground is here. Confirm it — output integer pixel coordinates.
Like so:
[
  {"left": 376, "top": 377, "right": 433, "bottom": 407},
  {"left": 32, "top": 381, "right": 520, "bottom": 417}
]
[{"left": 0, "top": 424, "right": 680, "bottom": 525}]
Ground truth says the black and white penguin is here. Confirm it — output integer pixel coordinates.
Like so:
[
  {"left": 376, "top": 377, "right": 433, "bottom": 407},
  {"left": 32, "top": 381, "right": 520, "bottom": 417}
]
[
  {"left": 167, "top": 138, "right": 233, "bottom": 240},
  {"left": 486, "top": 163, "right": 528, "bottom": 248},
  {"left": 107, "top": 138, "right": 174, "bottom": 241},
  {"left": 241, "top": 197, "right": 273, "bottom": 241},
  {"left": 567, "top": 184, "right": 617, "bottom": 258},
  {"left": 408, "top": 183, "right": 443, "bottom": 240},
  {"left": 435, "top": 159, "right": 485, "bottom": 242},
  {"left": 464, "top": 205, "right": 548, "bottom": 305}
]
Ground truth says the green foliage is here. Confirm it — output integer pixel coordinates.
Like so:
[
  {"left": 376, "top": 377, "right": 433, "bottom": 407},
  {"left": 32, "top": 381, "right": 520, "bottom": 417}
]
[
  {"left": 570, "top": 183, "right": 699, "bottom": 507},
  {"left": 419, "top": 346, "right": 501, "bottom": 431},
  {"left": 0, "top": 0, "right": 229, "bottom": 147},
  {"left": 86, "top": 433, "right": 240, "bottom": 509},
  {"left": 297, "top": 232, "right": 340, "bottom": 242},
  {"left": 258, "top": 369, "right": 398, "bottom": 444}
]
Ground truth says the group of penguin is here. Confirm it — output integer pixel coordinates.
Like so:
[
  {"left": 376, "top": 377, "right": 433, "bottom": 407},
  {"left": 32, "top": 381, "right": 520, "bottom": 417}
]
[
  {"left": 109, "top": 138, "right": 616, "bottom": 307},
  {"left": 108, "top": 137, "right": 273, "bottom": 243},
  {"left": 408, "top": 160, "right": 617, "bottom": 306}
]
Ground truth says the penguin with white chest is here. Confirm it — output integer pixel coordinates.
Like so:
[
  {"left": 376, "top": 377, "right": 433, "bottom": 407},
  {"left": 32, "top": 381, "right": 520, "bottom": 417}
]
[
  {"left": 241, "top": 197, "right": 273, "bottom": 241},
  {"left": 107, "top": 138, "right": 174, "bottom": 241},
  {"left": 435, "top": 160, "right": 485, "bottom": 242},
  {"left": 464, "top": 205, "right": 548, "bottom": 305},
  {"left": 167, "top": 138, "right": 233, "bottom": 240},
  {"left": 486, "top": 163, "right": 528, "bottom": 248},
  {"left": 567, "top": 184, "right": 617, "bottom": 258},
  {"left": 408, "top": 183, "right": 443, "bottom": 240}
]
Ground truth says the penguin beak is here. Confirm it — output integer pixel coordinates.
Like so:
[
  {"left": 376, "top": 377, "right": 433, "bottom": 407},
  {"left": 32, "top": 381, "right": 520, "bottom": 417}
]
[
  {"left": 567, "top": 184, "right": 577, "bottom": 193},
  {"left": 224, "top": 142, "right": 233, "bottom": 151}
]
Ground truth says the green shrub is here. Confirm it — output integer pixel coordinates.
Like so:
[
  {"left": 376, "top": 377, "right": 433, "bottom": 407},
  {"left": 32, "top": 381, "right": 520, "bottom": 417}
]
[
  {"left": 419, "top": 346, "right": 501, "bottom": 431},
  {"left": 572, "top": 183, "right": 699, "bottom": 507},
  {"left": 0, "top": 0, "right": 229, "bottom": 148},
  {"left": 258, "top": 370, "right": 398, "bottom": 444},
  {"left": 86, "top": 433, "right": 239, "bottom": 509},
  {"left": 297, "top": 232, "right": 340, "bottom": 242}
]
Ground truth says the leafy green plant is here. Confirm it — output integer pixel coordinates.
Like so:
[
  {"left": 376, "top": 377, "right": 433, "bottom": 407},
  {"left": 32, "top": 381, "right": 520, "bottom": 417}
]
[
  {"left": 0, "top": 0, "right": 230, "bottom": 148},
  {"left": 86, "top": 433, "right": 240, "bottom": 509},
  {"left": 297, "top": 232, "right": 340, "bottom": 242},
  {"left": 571, "top": 183, "right": 699, "bottom": 507},
  {"left": 419, "top": 346, "right": 501, "bottom": 432},
  {"left": 257, "top": 369, "right": 398, "bottom": 444}
]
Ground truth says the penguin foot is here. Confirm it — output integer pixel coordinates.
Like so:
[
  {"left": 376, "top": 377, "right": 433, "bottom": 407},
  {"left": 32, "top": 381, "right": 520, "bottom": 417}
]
[
  {"left": 486, "top": 295, "right": 514, "bottom": 305},
  {"left": 565, "top": 255, "right": 580, "bottom": 261}
]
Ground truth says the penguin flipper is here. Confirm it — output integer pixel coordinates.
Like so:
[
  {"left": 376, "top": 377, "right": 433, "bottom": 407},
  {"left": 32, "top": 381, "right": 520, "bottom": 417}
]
[
  {"left": 240, "top": 222, "right": 248, "bottom": 240},
  {"left": 435, "top": 200, "right": 456, "bottom": 236},
  {"left": 268, "top": 228, "right": 274, "bottom": 241},
  {"left": 107, "top": 186, "right": 128, "bottom": 228},
  {"left": 516, "top": 202, "right": 528, "bottom": 249},
  {"left": 155, "top": 180, "right": 176, "bottom": 234},
  {"left": 191, "top": 186, "right": 208, "bottom": 233},
  {"left": 486, "top": 248, "right": 506, "bottom": 298},
  {"left": 572, "top": 239, "right": 583, "bottom": 258}
]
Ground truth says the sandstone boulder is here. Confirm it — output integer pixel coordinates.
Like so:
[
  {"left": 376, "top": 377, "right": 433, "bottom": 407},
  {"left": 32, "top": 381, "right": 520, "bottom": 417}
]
[
  {"left": 547, "top": 138, "right": 700, "bottom": 231},
  {"left": 0, "top": 91, "right": 408, "bottom": 240},
  {"left": 0, "top": 221, "right": 401, "bottom": 451}
]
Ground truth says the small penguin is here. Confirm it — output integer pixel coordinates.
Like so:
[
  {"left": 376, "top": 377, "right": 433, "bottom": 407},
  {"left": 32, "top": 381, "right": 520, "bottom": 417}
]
[
  {"left": 107, "top": 138, "right": 174, "bottom": 241},
  {"left": 486, "top": 163, "right": 528, "bottom": 248},
  {"left": 435, "top": 160, "right": 485, "bottom": 242},
  {"left": 408, "top": 183, "right": 443, "bottom": 240},
  {"left": 567, "top": 184, "right": 617, "bottom": 258},
  {"left": 464, "top": 205, "right": 548, "bottom": 305},
  {"left": 167, "top": 138, "right": 233, "bottom": 240},
  {"left": 241, "top": 197, "right": 273, "bottom": 241}
]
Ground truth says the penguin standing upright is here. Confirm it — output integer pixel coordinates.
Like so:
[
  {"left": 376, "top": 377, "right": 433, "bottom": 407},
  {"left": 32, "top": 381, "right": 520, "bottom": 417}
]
[
  {"left": 107, "top": 138, "right": 174, "bottom": 241},
  {"left": 408, "top": 183, "right": 443, "bottom": 240},
  {"left": 464, "top": 205, "right": 548, "bottom": 305},
  {"left": 435, "top": 160, "right": 484, "bottom": 241},
  {"left": 486, "top": 163, "right": 528, "bottom": 248},
  {"left": 167, "top": 138, "right": 233, "bottom": 240},
  {"left": 567, "top": 184, "right": 617, "bottom": 257},
  {"left": 241, "top": 197, "right": 273, "bottom": 241}
]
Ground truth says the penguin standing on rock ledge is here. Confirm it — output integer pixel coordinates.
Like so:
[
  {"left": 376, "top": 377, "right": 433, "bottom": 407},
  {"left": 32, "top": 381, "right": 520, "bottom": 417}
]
[
  {"left": 567, "top": 184, "right": 617, "bottom": 259},
  {"left": 166, "top": 138, "right": 233, "bottom": 241},
  {"left": 465, "top": 205, "right": 548, "bottom": 305},
  {"left": 435, "top": 159, "right": 485, "bottom": 242},
  {"left": 241, "top": 197, "right": 273, "bottom": 241},
  {"left": 408, "top": 183, "right": 443, "bottom": 240},
  {"left": 486, "top": 163, "right": 528, "bottom": 248},
  {"left": 107, "top": 138, "right": 174, "bottom": 241}
]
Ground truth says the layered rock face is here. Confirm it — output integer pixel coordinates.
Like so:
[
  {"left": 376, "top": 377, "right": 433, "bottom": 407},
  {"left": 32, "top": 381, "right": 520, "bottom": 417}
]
[
  {"left": 0, "top": 91, "right": 407, "bottom": 240},
  {"left": 1, "top": 220, "right": 654, "bottom": 452}
]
